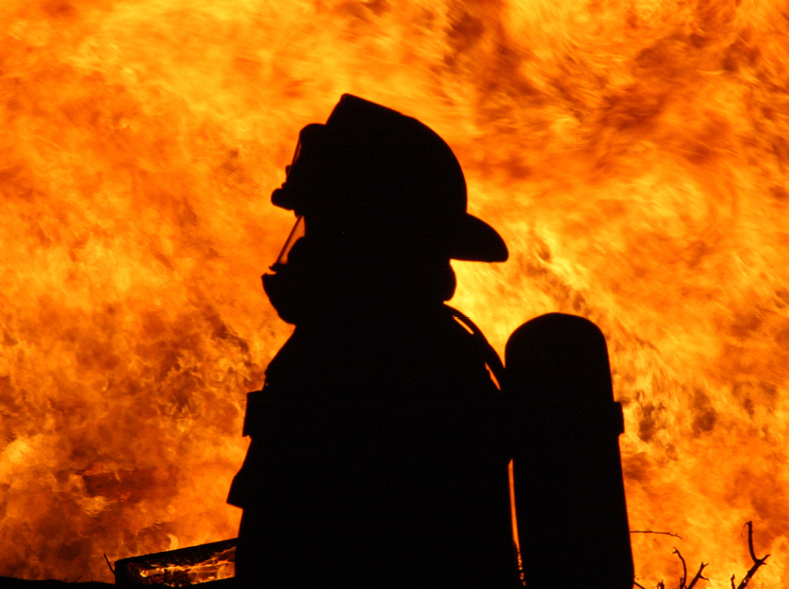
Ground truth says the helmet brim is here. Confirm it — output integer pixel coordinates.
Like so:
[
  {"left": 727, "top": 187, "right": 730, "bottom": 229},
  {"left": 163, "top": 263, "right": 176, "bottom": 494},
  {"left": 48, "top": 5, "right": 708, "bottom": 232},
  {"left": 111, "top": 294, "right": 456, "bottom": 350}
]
[{"left": 449, "top": 213, "right": 508, "bottom": 262}]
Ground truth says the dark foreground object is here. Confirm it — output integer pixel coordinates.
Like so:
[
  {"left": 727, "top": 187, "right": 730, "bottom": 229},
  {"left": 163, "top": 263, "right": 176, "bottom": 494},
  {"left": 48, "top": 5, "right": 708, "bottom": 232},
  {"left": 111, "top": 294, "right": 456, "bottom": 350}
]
[
  {"left": 506, "top": 312, "right": 634, "bottom": 589},
  {"left": 114, "top": 539, "right": 236, "bottom": 586}
]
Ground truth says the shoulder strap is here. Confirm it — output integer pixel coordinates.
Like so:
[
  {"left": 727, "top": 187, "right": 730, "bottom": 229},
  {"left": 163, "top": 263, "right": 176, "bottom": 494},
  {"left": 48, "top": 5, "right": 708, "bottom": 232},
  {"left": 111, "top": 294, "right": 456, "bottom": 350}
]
[{"left": 444, "top": 305, "right": 506, "bottom": 390}]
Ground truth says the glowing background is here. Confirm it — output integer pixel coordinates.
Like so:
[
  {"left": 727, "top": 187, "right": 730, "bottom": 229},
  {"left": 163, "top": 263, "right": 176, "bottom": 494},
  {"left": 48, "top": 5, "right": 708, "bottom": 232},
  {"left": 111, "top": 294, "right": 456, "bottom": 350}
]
[{"left": 1, "top": 0, "right": 787, "bottom": 586}]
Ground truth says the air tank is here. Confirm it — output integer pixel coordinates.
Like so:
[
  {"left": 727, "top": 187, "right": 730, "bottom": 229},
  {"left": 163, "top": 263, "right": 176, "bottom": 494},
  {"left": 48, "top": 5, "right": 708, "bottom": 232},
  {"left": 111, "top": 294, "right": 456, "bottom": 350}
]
[{"left": 505, "top": 313, "right": 634, "bottom": 589}]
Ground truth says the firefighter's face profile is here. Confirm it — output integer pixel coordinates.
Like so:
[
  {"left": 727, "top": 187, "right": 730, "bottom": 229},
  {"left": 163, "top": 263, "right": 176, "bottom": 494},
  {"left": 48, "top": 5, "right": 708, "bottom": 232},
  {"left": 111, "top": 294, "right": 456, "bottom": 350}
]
[{"left": 263, "top": 210, "right": 342, "bottom": 325}]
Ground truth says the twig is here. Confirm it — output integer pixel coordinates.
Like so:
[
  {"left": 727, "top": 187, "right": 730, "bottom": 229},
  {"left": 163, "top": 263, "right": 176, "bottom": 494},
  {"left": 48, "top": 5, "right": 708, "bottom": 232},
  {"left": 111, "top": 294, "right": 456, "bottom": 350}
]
[
  {"left": 631, "top": 530, "right": 683, "bottom": 539},
  {"left": 673, "top": 548, "right": 687, "bottom": 589},
  {"left": 639, "top": 521, "right": 767, "bottom": 589},
  {"left": 733, "top": 521, "right": 770, "bottom": 589},
  {"left": 104, "top": 553, "right": 115, "bottom": 575},
  {"left": 633, "top": 581, "right": 648, "bottom": 589},
  {"left": 686, "top": 563, "right": 708, "bottom": 589},
  {"left": 746, "top": 521, "right": 765, "bottom": 564}
]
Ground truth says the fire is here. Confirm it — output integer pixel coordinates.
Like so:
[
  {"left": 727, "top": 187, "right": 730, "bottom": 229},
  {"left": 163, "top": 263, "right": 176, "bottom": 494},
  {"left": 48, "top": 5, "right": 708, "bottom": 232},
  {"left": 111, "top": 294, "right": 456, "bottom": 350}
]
[{"left": 1, "top": 0, "right": 787, "bottom": 586}]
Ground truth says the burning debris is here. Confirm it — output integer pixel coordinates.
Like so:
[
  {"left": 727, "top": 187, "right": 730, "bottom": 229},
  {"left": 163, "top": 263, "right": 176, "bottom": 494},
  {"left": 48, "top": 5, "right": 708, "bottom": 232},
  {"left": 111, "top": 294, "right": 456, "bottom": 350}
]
[{"left": 114, "top": 538, "right": 236, "bottom": 587}]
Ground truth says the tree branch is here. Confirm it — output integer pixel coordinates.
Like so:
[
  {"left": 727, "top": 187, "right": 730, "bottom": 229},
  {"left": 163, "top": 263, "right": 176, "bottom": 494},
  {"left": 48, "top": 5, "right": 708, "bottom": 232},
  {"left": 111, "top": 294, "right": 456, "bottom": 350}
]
[
  {"left": 673, "top": 548, "right": 687, "bottom": 589},
  {"left": 102, "top": 554, "right": 114, "bottom": 576},
  {"left": 637, "top": 521, "right": 769, "bottom": 589},
  {"left": 734, "top": 521, "right": 770, "bottom": 589},
  {"left": 631, "top": 530, "right": 683, "bottom": 540},
  {"left": 685, "top": 562, "right": 708, "bottom": 589}
]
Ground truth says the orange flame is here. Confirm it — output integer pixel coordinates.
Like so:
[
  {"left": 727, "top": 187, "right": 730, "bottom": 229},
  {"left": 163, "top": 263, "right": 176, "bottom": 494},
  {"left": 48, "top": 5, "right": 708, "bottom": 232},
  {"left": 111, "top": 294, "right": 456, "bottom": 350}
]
[{"left": 1, "top": 0, "right": 788, "bottom": 586}]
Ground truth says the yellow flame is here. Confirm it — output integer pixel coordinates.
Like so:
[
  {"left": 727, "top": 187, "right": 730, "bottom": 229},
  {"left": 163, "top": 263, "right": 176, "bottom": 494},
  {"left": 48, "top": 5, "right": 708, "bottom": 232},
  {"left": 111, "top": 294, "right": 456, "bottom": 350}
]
[{"left": 0, "top": 0, "right": 788, "bottom": 586}]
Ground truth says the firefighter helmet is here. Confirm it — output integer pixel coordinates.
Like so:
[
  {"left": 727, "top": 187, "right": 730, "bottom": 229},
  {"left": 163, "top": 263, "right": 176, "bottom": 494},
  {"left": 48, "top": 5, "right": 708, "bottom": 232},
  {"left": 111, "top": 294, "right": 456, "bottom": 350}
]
[{"left": 271, "top": 94, "right": 508, "bottom": 263}]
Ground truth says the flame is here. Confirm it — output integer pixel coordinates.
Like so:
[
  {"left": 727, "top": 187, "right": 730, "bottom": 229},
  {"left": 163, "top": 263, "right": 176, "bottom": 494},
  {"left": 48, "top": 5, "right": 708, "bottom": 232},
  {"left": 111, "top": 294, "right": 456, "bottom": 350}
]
[
  {"left": 119, "top": 541, "right": 236, "bottom": 586},
  {"left": 1, "top": 0, "right": 788, "bottom": 586}
]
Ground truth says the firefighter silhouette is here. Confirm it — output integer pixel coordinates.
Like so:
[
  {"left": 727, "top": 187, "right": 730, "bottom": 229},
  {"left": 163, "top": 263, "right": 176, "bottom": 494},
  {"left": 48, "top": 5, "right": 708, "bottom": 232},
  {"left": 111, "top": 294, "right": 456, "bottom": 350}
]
[
  {"left": 227, "top": 94, "right": 518, "bottom": 587},
  {"left": 227, "top": 94, "right": 634, "bottom": 589}
]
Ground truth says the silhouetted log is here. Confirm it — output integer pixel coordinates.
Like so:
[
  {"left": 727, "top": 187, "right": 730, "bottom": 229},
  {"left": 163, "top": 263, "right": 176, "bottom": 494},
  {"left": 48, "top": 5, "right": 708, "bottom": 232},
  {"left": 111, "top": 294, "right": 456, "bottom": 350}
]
[{"left": 114, "top": 538, "right": 236, "bottom": 586}]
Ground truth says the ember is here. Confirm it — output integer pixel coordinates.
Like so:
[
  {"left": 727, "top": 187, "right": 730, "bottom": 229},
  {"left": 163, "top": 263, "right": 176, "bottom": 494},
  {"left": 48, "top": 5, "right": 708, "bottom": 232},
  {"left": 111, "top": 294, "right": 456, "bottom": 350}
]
[{"left": 0, "top": 0, "right": 787, "bottom": 587}]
